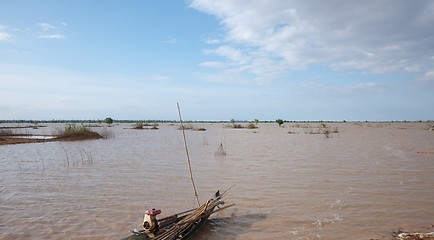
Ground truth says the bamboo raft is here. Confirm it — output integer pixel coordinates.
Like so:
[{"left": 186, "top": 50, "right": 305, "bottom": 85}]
[
  {"left": 122, "top": 103, "right": 234, "bottom": 239},
  {"left": 122, "top": 189, "right": 234, "bottom": 240}
]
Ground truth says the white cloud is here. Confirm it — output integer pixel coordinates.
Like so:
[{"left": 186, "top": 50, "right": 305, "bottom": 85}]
[
  {"left": 0, "top": 25, "right": 13, "bottom": 41},
  {"left": 425, "top": 71, "right": 434, "bottom": 78},
  {"left": 36, "top": 22, "right": 66, "bottom": 39},
  {"left": 420, "top": 70, "right": 434, "bottom": 83},
  {"left": 206, "top": 38, "right": 221, "bottom": 44},
  {"left": 410, "top": 68, "right": 434, "bottom": 89},
  {"left": 38, "top": 34, "right": 65, "bottom": 39},
  {"left": 204, "top": 45, "right": 250, "bottom": 65},
  {"left": 189, "top": 0, "right": 434, "bottom": 84},
  {"left": 0, "top": 31, "right": 12, "bottom": 41},
  {"left": 37, "top": 23, "right": 56, "bottom": 31},
  {"left": 198, "top": 61, "right": 226, "bottom": 68},
  {"left": 299, "top": 81, "right": 386, "bottom": 98}
]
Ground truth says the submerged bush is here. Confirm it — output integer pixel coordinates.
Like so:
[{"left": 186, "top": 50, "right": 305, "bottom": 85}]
[
  {"left": 135, "top": 122, "right": 144, "bottom": 129},
  {"left": 134, "top": 122, "right": 159, "bottom": 130},
  {"left": 65, "top": 124, "right": 89, "bottom": 133},
  {"left": 57, "top": 124, "right": 102, "bottom": 140}
]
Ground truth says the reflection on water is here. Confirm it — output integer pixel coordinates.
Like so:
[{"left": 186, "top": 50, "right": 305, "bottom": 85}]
[
  {"left": 1, "top": 122, "right": 433, "bottom": 239},
  {"left": 9, "top": 135, "right": 56, "bottom": 139}
]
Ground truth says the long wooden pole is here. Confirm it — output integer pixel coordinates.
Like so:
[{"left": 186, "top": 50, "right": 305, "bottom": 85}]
[{"left": 177, "top": 103, "right": 200, "bottom": 207}]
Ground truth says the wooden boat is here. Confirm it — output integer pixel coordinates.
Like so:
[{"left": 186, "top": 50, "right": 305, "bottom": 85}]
[{"left": 122, "top": 190, "right": 234, "bottom": 240}]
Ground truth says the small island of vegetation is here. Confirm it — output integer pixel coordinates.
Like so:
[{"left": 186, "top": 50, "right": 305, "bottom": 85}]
[{"left": 0, "top": 124, "right": 103, "bottom": 145}]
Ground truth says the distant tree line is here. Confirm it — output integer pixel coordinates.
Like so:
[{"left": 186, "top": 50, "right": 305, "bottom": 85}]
[{"left": 0, "top": 119, "right": 432, "bottom": 124}]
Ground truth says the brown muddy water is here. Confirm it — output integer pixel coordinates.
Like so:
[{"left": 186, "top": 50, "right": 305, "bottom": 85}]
[{"left": 1, "top": 122, "right": 433, "bottom": 240}]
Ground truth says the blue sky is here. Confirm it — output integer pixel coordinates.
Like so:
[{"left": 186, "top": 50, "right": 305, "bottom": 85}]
[{"left": 1, "top": 0, "right": 434, "bottom": 121}]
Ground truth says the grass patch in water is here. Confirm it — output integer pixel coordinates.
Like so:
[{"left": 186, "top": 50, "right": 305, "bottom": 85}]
[{"left": 57, "top": 124, "right": 102, "bottom": 140}]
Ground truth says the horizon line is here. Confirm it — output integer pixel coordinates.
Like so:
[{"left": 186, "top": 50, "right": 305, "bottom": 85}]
[{"left": 1, "top": 119, "right": 433, "bottom": 123}]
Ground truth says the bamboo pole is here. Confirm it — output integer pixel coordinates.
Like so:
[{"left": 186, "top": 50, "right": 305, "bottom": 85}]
[{"left": 177, "top": 103, "right": 200, "bottom": 207}]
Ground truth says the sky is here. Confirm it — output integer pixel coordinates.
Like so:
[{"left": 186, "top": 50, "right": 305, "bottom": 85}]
[{"left": 1, "top": 0, "right": 434, "bottom": 121}]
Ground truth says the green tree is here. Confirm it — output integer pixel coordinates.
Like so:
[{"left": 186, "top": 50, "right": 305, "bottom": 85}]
[
  {"left": 105, "top": 117, "right": 114, "bottom": 125},
  {"left": 135, "top": 121, "right": 144, "bottom": 129},
  {"left": 276, "top": 119, "right": 284, "bottom": 126},
  {"left": 254, "top": 119, "right": 259, "bottom": 124}
]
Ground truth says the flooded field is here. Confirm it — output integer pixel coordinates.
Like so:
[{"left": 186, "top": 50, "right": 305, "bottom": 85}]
[{"left": 1, "top": 122, "right": 433, "bottom": 240}]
